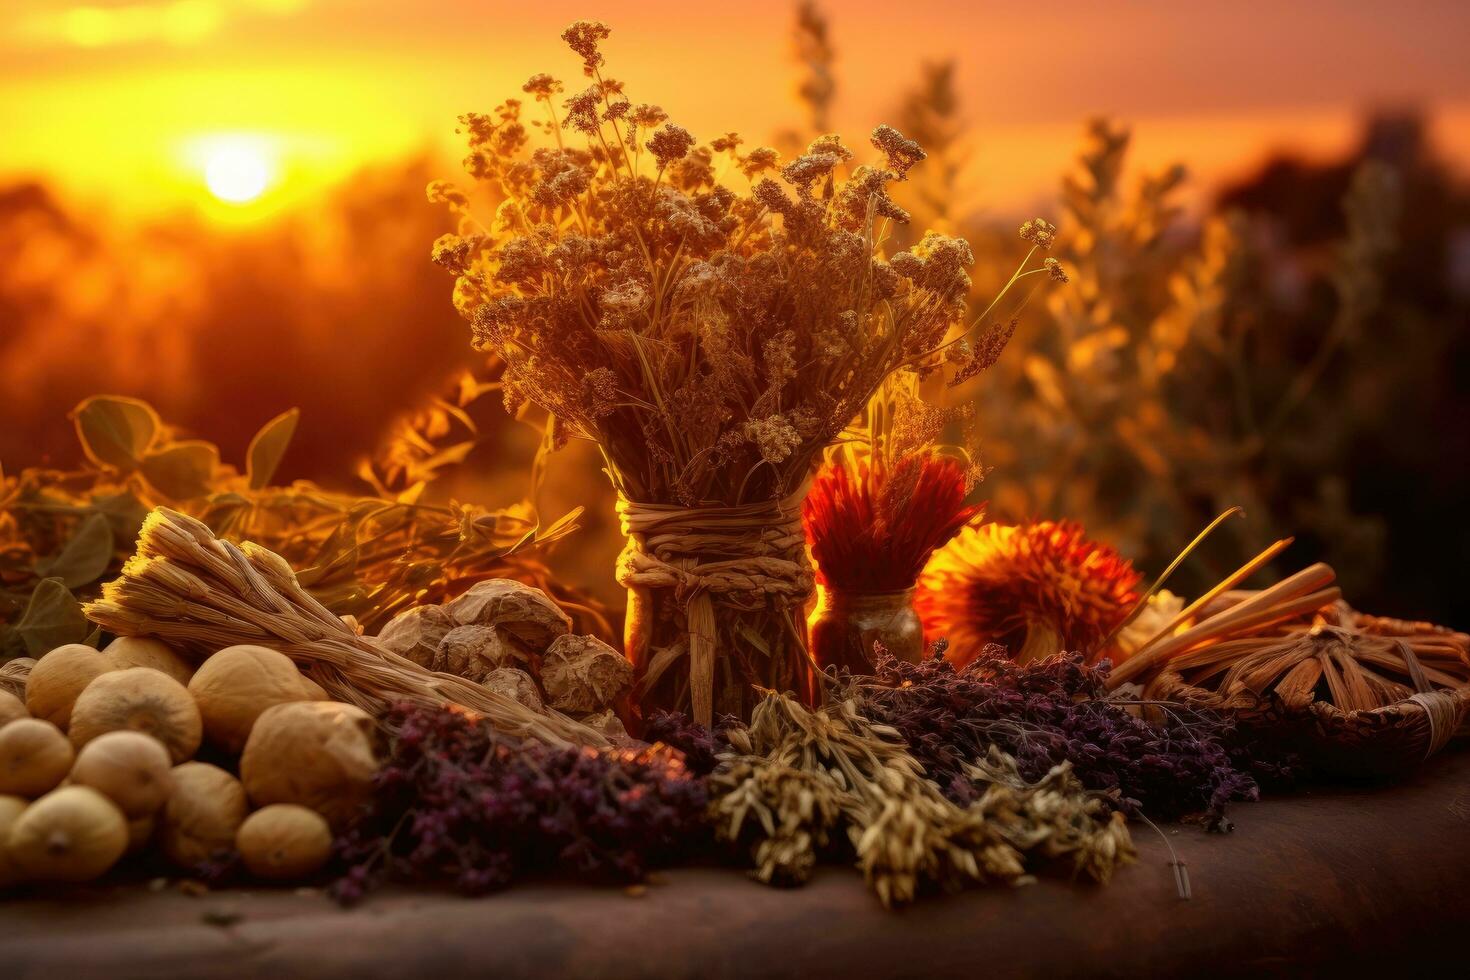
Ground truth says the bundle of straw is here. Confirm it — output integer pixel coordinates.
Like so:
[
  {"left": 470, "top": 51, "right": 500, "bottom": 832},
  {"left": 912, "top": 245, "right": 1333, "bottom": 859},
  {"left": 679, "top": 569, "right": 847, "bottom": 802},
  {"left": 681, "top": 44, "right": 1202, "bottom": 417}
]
[{"left": 84, "top": 508, "right": 607, "bottom": 747}]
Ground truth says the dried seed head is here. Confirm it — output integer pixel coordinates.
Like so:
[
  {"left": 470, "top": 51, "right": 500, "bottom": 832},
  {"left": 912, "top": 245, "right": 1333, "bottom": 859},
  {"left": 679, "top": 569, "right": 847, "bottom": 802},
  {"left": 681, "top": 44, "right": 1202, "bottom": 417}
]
[{"left": 1020, "top": 218, "right": 1058, "bottom": 249}]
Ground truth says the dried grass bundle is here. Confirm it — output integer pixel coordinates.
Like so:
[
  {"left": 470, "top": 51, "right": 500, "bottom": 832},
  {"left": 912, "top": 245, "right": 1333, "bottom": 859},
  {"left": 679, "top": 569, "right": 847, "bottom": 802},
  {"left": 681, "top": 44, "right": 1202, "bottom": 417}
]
[
  {"left": 84, "top": 508, "right": 607, "bottom": 747},
  {"left": 711, "top": 689, "right": 1132, "bottom": 906}
]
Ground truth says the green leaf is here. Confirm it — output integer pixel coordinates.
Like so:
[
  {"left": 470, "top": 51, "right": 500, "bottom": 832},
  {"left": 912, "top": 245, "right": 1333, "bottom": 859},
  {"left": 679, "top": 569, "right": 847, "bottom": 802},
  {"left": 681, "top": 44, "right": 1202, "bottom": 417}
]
[
  {"left": 246, "top": 407, "right": 300, "bottom": 490},
  {"left": 140, "top": 440, "right": 219, "bottom": 500},
  {"left": 91, "top": 490, "right": 150, "bottom": 544},
  {"left": 72, "top": 395, "right": 160, "bottom": 472},
  {"left": 15, "top": 578, "right": 91, "bottom": 656},
  {"left": 35, "top": 512, "right": 114, "bottom": 588}
]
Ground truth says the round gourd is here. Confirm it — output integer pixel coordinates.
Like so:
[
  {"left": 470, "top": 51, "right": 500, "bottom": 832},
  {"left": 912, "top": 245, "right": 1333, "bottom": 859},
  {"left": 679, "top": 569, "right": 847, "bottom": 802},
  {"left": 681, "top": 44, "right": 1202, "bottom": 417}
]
[
  {"left": 125, "top": 814, "right": 156, "bottom": 855},
  {"left": 0, "top": 794, "right": 28, "bottom": 887},
  {"left": 240, "top": 701, "right": 378, "bottom": 829},
  {"left": 6, "top": 785, "right": 128, "bottom": 883},
  {"left": 0, "top": 718, "right": 74, "bottom": 797},
  {"left": 68, "top": 668, "right": 202, "bottom": 763},
  {"left": 159, "top": 762, "right": 248, "bottom": 868},
  {"left": 235, "top": 804, "right": 333, "bottom": 881},
  {"left": 104, "top": 637, "right": 195, "bottom": 686},
  {"left": 188, "top": 645, "right": 315, "bottom": 753},
  {"left": 25, "top": 644, "right": 114, "bottom": 729},
  {"left": 69, "top": 730, "right": 174, "bottom": 818},
  {"left": 298, "top": 674, "right": 329, "bottom": 702},
  {"left": 0, "top": 691, "right": 27, "bottom": 727}
]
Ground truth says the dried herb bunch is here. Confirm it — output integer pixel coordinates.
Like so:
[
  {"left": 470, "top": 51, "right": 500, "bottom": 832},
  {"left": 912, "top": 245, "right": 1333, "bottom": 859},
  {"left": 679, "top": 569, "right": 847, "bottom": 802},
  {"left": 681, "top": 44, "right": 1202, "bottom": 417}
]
[
  {"left": 332, "top": 702, "right": 708, "bottom": 902},
  {"left": 430, "top": 22, "right": 1057, "bottom": 724},
  {"left": 850, "top": 647, "right": 1267, "bottom": 828},
  {"left": 710, "top": 688, "right": 1132, "bottom": 907},
  {"left": 434, "top": 23, "right": 977, "bottom": 507}
]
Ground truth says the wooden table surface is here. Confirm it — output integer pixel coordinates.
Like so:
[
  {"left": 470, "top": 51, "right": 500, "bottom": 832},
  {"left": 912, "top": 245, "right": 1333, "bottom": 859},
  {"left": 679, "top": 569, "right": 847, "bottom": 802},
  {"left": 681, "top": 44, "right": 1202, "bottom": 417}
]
[{"left": 4, "top": 748, "right": 1468, "bottom": 980}]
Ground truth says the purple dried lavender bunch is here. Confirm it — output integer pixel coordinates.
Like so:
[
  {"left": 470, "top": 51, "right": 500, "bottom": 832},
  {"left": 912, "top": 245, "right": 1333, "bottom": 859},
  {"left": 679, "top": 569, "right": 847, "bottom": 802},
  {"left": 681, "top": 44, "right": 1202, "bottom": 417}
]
[
  {"left": 641, "top": 709, "right": 732, "bottom": 776},
  {"left": 330, "top": 702, "right": 709, "bottom": 903},
  {"left": 855, "top": 645, "right": 1264, "bottom": 828}
]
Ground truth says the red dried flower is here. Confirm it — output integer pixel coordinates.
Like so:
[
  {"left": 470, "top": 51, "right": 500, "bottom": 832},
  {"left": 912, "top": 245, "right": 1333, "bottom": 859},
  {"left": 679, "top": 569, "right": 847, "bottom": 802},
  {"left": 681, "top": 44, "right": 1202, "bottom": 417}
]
[
  {"left": 916, "top": 520, "right": 1141, "bottom": 667},
  {"left": 803, "top": 452, "right": 984, "bottom": 592}
]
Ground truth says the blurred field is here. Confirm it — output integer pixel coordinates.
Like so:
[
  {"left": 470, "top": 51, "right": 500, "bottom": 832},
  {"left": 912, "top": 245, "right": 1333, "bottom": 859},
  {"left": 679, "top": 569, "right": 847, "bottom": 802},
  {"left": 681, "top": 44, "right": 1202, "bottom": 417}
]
[{"left": 3, "top": 2, "right": 1468, "bottom": 626}]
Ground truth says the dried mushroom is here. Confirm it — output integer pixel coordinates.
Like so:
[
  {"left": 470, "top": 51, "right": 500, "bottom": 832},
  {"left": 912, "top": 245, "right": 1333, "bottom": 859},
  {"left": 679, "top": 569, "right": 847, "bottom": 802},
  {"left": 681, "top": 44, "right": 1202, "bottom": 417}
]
[{"left": 539, "top": 634, "right": 633, "bottom": 714}]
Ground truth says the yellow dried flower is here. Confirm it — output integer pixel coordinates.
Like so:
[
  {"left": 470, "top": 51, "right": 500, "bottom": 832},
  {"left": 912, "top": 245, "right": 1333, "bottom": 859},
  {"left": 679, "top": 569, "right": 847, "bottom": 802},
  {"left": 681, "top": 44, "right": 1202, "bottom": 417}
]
[
  {"left": 1020, "top": 217, "right": 1058, "bottom": 249},
  {"left": 561, "top": 20, "right": 611, "bottom": 76},
  {"left": 521, "top": 74, "right": 563, "bottom": 99}
]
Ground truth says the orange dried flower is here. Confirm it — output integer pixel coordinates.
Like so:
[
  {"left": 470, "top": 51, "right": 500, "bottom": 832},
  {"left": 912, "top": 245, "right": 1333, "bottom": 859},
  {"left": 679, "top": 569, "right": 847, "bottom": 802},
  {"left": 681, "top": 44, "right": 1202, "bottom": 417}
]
[
  {"left": 804, "top": 453, "right": 984, "bottom": 592},
  {"left": 916, "top": 521, "right": 1141, "bottom": 667}
]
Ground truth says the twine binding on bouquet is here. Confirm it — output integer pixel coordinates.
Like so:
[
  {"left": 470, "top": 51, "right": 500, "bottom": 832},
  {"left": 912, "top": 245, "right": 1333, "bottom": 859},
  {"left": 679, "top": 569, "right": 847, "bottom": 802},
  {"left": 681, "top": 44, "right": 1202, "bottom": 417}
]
[{"left": 616, "top": 484, "right": 815, "bottom": 727}]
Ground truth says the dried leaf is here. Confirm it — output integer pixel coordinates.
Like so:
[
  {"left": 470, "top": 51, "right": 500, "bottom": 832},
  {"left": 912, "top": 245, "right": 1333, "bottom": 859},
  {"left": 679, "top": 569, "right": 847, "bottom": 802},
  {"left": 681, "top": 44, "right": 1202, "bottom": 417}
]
[
  {"left": 35, "top": 512, "right": 114, "bottom": 588},
  {"left": 247, "top": 407, "right": 300, "bottom": 490},
  {"left": 72, "top": 395, "right": 160, "bottom": 471},
  {"left": 15, "top": 577, "right": 91, "bottom": 656},
  {"left": 141, "top": 441, "right": 220, "bottom": 500},
  {"left": 1273, "top": 657, "right": 1321, "bottom": 710},
  {"left": 536, "top": 506, "right": 585, "bottom": 544}
]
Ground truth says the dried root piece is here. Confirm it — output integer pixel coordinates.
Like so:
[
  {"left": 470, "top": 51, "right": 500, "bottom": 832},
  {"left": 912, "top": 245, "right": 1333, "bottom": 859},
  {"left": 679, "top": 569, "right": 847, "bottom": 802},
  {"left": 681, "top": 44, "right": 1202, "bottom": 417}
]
[
  {"left": 482, "top": 667, "right": 543, "bottom": 712},
  {"left": 441, "top": 625, "right": 526, "bottom": 677},
  {"left": 376, "top": 606, "right": 456, "bottom": 669},
  {"left": 443, "top": 579, "right": 571, "bottom": 652},
  {"left": 577, "top": 709, "right": 630, "bottom": 743},
  {"left": 540, "top": 635, "right": 633, "bottom": 714}
]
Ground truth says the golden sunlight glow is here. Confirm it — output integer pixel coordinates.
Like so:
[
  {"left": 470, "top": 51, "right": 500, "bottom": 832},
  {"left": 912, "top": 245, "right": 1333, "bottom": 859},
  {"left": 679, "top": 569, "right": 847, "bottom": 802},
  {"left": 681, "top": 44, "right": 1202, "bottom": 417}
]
[{"left": 193, "top": 135, "right": 277, "bottom": 204}]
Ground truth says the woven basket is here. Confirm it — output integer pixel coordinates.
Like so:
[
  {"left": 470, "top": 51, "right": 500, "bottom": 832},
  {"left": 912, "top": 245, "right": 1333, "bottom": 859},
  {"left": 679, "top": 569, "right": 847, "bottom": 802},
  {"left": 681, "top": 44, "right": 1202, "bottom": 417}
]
[
  {"left": 1147, "top": 666, "right": 1468, "bottom": 777},
  {"left": 1134, "top": 596, "right": 1470, "bottom": 777}
]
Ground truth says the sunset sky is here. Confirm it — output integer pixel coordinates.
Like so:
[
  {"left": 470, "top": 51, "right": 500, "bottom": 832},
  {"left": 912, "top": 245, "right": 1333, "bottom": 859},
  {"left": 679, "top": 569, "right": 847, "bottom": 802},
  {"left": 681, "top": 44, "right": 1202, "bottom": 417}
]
[{"left": 3, "top": 0, "right": 1470, "bottom": 218}]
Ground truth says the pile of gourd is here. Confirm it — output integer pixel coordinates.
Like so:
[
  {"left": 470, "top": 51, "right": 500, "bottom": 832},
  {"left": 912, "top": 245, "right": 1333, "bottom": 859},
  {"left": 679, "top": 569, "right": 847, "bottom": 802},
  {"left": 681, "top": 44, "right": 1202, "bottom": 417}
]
[{"left": 0, "top": 638, "right": 378, "bottom": 888}]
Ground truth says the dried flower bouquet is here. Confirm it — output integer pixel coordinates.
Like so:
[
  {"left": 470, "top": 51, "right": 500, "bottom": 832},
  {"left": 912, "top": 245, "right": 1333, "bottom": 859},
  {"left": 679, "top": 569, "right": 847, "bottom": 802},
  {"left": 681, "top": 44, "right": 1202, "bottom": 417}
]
[{"left": 428, "top": 22, "right": 1054, "bottom": 725}]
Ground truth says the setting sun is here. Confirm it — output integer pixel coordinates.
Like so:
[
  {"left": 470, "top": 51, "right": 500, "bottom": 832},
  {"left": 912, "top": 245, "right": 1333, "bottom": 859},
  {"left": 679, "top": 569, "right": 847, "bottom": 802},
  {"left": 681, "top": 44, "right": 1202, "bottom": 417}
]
[{"left": 196, "top": 135, "right": 276, "bottom": 204}]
